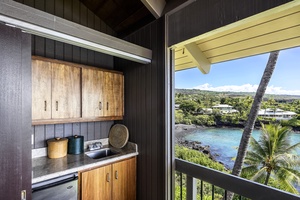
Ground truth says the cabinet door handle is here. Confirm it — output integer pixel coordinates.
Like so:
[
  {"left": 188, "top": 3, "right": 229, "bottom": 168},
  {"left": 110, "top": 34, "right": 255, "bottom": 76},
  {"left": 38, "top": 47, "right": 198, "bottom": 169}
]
[
  {"left": 115, "top": 170, "right": 118, "bottom": 180},
  {"left": 99, "top": 102, "right": 102, "bottom": 110},
  {"left": 107, "top": 102, "right": 109, "bottom": 110},
  {"left": 56, "top": 101, "right": 58, "bottom": 111},
  {"left": 106, "top": 173, "right": 110, "bottom": 182},
  {"left": 44, "top": 101, "right": 47, "bottom": 111}
]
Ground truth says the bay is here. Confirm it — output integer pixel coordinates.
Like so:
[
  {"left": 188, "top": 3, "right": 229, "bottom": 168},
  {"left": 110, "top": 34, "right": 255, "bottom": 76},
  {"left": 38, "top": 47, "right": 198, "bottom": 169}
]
[{"left": 184, "top": 127, "right": 300, "bottom": 169}]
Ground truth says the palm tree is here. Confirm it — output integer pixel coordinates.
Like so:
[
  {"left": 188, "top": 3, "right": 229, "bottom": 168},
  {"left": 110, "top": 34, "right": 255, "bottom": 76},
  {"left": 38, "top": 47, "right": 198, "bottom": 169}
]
[
  {"left": 226, "top": 51, "right": 280, "bottom": 200},
  {"left": 242, "top": 123, "right": 300, "bottom": 194}
]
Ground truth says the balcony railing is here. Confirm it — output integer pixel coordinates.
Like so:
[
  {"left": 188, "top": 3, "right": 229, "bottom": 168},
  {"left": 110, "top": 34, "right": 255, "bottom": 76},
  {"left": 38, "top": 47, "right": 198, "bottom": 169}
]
[{"left": 175, "top": 158, "right": 300, "bottom": 200}]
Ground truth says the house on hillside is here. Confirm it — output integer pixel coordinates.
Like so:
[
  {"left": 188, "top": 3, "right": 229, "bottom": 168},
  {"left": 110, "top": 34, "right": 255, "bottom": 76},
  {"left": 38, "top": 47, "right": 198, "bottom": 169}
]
[
  {"left": 258, "top": 108, "right": 297, "bottom": 120},
  {"left": 212, "top": 104, "right": 239, "bottom": 114},
  {"left": 200, "top": 108, "right": 213, "bottom": 114}
]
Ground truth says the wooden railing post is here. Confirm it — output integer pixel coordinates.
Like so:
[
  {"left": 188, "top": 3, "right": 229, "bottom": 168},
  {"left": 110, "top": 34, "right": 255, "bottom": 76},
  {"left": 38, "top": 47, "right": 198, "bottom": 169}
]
[{"left": 186, "top": 175, "right": 197, "bottom": 200}]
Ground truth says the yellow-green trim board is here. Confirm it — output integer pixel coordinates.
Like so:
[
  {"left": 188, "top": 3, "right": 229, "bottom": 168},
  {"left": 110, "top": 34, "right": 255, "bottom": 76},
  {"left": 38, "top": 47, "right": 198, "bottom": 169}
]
[{"left": 173, "top": 1, "right": 300, "bottom": 72}]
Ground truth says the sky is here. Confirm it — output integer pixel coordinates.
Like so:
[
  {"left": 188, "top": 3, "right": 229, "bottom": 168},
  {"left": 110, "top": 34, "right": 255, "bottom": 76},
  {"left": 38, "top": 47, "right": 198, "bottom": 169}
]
[{"left": 175, "top": 47, "right": 300, "bottom": 95}]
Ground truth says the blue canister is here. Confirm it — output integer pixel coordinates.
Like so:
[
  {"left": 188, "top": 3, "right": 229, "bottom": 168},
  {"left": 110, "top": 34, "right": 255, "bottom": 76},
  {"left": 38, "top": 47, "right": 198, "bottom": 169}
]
[{"left": 67, "top": 135, "right": 84, "bottom": 154}]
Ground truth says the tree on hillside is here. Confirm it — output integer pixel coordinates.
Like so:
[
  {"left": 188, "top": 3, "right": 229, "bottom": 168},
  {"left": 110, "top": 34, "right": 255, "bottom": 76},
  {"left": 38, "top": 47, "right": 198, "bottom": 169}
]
[
  {"left": 242, "top": 123, "right": 300, "bottom": 194},
  {"left": 227, "top": 51, "right": 280, "bottom": 200}
]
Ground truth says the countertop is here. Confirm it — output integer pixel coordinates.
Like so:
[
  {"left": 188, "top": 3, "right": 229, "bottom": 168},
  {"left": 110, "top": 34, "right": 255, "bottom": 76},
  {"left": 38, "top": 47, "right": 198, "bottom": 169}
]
[{"left": 32, "top": 141, "right": 138, "bottom": 184}]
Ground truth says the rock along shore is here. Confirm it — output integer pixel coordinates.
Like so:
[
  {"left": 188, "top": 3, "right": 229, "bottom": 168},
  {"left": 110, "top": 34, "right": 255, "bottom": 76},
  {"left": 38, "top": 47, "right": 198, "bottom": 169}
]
[{"left": 175, "top": 124, "right": 229, "bottom": 169}]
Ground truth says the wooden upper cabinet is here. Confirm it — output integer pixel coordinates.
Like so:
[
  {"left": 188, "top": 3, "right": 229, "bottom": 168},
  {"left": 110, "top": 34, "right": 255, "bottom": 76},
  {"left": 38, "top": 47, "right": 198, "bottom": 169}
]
[
  {"left": 114, "top": 73, "right": 124, "bottom": 117},
  {"left": 32, "top": 59, "right": 52, "bottom": 120},
  {"left": 32, "top": 56, "right": 123, "bottom": 125},
  {"left": 82, "top": 68, "right": 104, "bottom": 118},
  {"left": 103, "top": 72, "right": 124, "bottom": 117},
  {"left": 82, "top": 68, "right": 124, "bottom": 119},
  {"left": 51, "top": 63, "right": 81, "bottom": 119}
]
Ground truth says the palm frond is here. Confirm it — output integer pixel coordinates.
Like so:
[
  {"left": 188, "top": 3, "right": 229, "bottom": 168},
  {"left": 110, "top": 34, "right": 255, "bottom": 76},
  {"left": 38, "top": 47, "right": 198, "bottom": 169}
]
[
  {"left": 248, "top": 137, "right": 267, "bottom": 158},
  {"left": 245, "top": 151, "right": 264, "bottom": 165},
  {"left": 285, "top": 142, "right": 300, "bottom": 153},
  {"left": 250, "top": 167, "right": 267, "bottom": 182},
  {"left": 241, "top": 165, "right": 260, "bottom": 179}
]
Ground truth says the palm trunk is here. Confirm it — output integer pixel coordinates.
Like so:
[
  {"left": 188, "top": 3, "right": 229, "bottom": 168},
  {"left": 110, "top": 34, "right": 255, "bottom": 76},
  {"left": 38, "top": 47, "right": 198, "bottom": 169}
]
[
  {"left": 226, "top": 51, "right": 280, "bottom": 200},
  {"left": 264, "top": 172, "right": 271, "bottom": 185}
]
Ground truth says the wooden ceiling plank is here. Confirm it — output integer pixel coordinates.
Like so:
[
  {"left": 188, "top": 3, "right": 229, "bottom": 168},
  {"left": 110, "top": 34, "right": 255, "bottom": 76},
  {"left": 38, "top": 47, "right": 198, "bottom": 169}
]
[
  {"left": 174, "top": 47, "right": 189, "bottom": 59},
  {"left": 141, "top": 0, "right": 166, "bottom": 18},
  {"left": 185, "top": 43, "right": 211, "bottom": 74},
  {"left": 171, "top": 1, "right": 300, "bottom": 49},
  {"left": 204, "top": 25, "right": 300, "bottom": 58},
  {"left": 198, "top": 12, "right": 300, "bottom": 51},
  {"left": 175, "top": 55, "right": 192, "bottom": 66},
  {"left": 175, "top": 62, "right": 196, "bottom": 71},
  {"left": 209, "top": 37, "right": 300, "bottom": 63}
]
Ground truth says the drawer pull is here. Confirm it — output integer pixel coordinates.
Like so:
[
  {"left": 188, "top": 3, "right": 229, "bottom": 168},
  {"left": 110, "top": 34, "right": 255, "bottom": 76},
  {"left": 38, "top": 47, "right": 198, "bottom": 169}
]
[
  {"left": 44, "top": 101, "right": 47, "bottom": 111},
  {"left": 115, "top": 171, "right": 118, "bottom": 179},
  {"left": 56, "top": 101, "right": 58, "bottom": 111},
  {"left": 99, "top": 102, "right": 102, "bottom": 110},
  {"left": 106, "top": 173, "right": 110, "bottom": 182},
  {"left": 107, "top": 102, "right": 109, "bottom": 110}
]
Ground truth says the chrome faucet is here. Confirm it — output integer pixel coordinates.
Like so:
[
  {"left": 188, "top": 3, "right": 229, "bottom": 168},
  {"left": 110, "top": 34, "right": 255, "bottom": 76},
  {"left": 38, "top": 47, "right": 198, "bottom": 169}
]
[{"left": 88, "top": 142, "right": 103, "bottom": 151}]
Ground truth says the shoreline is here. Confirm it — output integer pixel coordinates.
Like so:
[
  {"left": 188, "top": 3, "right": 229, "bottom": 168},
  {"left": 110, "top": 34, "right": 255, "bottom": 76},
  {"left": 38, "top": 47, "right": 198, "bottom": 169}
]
[
  {"left": 175, "top": 124, "right": 300, "bottom": 170},
  {"left": 175, "top": 123, "right": 300, "bottom": 137}
]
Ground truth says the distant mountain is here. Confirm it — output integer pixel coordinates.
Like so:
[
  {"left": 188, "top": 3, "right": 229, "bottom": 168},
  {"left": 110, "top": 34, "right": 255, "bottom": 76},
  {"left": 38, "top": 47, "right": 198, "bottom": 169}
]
[{"left": 175, "top": 88, "right": 300, "bottom": 100}]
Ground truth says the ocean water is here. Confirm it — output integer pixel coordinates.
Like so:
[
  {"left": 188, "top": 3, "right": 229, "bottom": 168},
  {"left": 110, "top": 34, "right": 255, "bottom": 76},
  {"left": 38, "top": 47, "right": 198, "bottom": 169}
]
[{"left": 184, "top": 128, "right": 300, "bottom": 169}]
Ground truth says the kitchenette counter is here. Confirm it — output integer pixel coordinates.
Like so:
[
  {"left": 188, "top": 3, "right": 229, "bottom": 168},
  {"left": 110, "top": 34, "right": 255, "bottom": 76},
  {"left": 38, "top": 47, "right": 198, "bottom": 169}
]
[{"left": 32, "top": 140, "right": 138, "bottom": 184}]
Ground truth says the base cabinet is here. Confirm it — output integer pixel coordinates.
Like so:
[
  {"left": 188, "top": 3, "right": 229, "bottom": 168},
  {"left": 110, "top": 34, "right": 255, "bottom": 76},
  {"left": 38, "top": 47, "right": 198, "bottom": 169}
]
[{"left": 80, "top": 157, "right": 136, "bottom": 200}]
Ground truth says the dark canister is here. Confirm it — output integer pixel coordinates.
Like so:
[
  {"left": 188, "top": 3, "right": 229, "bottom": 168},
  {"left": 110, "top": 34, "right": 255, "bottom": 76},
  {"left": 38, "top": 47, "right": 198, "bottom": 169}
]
[{"left": 67, "top": 135, "right": 84, "bottom": 154}]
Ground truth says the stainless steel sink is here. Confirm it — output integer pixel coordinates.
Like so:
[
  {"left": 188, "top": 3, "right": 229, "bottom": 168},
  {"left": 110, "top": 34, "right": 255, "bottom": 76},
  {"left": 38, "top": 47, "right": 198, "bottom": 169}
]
[{"left": 85, "top": 148, "right": 119, "bottom": 159}]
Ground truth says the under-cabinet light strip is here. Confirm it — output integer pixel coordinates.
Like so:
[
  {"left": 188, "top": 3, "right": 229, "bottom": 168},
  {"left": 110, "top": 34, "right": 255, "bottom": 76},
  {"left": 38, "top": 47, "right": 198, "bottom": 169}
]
[{"left": 0, "top": 15, "right": 151, "bottom": 64}]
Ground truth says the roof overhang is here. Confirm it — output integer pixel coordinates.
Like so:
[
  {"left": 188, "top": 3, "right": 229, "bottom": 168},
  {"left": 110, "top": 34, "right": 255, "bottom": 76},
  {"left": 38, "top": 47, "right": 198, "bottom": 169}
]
[
  {"left": 141, "top": 0, "right": 166, "bottom": 18},
  {"left": 172, "top": 1, "right": 300, "bottom": 73},
  {"left": 0, "top": 0, "right": 152, "bottom": 64}
]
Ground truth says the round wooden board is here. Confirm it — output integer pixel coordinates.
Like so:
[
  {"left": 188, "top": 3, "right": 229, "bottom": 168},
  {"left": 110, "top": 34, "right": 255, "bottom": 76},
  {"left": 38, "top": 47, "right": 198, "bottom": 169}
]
[{"left": 109, "top": 124, "right": 129, "bottom": 148}]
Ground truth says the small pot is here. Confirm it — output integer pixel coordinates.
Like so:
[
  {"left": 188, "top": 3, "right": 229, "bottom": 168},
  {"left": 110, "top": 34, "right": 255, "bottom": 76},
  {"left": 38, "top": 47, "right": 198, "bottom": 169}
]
[
  {"left": 67, "top": 135, "right": 84, "bottom": 155},
  {"left": 47, "top": 137, "right": 68, "bottom": 159}
]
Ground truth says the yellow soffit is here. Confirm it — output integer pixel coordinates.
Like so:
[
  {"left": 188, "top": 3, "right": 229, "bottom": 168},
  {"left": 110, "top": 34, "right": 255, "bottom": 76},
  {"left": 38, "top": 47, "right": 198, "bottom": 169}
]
[{"left": 173, "top": 1, "right": 300, "bottom": 73}]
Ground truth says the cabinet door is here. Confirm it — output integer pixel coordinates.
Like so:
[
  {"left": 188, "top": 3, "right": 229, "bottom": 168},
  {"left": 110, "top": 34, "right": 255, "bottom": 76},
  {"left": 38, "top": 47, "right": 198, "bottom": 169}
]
[
  {"left": 51, "top": 63, "right": 81, "bottom": 119},
  {"left": 32, "top": 59, "right": 52, "bottom": 120},
  {"left": 112, "top": 160, "right": 128, "bottom": 200},
  {"left": 113, "top": 73, "right": 124, "bottom": 117},
  {"left": 81, "top": 165, "right": 111, "bottom": 200},
  {"left": 127, "top": 157, "right": 137, "bottom": 200},
  {"left": 103, "top": 72, "right": 124, "bottom": 117},
  {"left": 82, "top": 68, "right": 104, "bottom": 118},
  {"left": 103, "top": 72, "right": 113, "bottom": 116}
]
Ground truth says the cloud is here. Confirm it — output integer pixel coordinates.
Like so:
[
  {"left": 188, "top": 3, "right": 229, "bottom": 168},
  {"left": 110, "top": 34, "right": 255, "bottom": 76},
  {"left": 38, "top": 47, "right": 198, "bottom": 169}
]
[{"left": 193, "top": 83, "right": 300, "bottom": 95}]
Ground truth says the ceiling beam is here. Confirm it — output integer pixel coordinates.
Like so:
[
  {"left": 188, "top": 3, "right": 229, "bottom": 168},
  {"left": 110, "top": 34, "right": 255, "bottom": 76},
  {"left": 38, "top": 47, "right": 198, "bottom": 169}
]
[
  {"left": 0, "top": 0, "right": 152, "bottom": 64},
  {"left": 141, "top": 0, "right": 166, "bottom": 18},
  {"left": 184, "top": 43, "right": 211, "bottom": 74}
]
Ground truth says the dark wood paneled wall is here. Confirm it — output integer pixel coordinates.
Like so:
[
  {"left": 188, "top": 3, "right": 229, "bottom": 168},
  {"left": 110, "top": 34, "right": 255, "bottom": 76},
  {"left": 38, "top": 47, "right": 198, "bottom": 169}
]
[
  {"left": 14, "top": 0, "right": 115, "bottom": 36},
  {"left": 168, "top": 0, "right": 292, "bottom": 46},
  {"left": 32, "top": 122, "right": 113, "bottom": 148},
  {"left": 115, "top": 17, "right": 166, "bottom": 200},
  {"left": 0, "top": 23, "right": 32, "bottom": 200},
  {"left": 14, "top": 0, "right": 117, "bottom": 148}
]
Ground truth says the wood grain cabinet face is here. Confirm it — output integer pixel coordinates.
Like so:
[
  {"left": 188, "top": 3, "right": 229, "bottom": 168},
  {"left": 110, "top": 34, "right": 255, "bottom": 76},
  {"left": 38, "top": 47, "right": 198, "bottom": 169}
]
[
  {"left": 32, "top": 59, "right": 52, "bottom": 120},
  {"left": 82, "top": 68, "right": 105, "bottom": 118},
  {"left": 81, "top": 165, "right": 111, "bottom": 200},
  {"left": 82, "top": 68, "right": 124, "bottom": 118},
  {"left": 51, "top": 63, "right": 81, "bottom": 119},
  {"left": 32, "top": 57, "right": 124, "bottom": 124},
  {"left": 80, "top": 157, "right": 136, "bottom": 200},
  {"left": 32, "top": 58, "right": 81, "bottom": 120}
]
